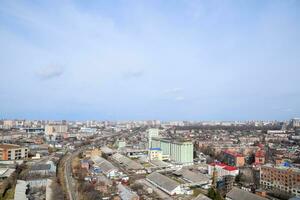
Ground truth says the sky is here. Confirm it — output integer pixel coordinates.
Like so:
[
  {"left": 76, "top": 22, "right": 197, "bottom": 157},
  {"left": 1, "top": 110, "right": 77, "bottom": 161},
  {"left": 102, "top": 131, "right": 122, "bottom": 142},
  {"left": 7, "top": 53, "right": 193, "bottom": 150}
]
[{"left": 0, "top": 0, "right": 300, "bottom": 121}]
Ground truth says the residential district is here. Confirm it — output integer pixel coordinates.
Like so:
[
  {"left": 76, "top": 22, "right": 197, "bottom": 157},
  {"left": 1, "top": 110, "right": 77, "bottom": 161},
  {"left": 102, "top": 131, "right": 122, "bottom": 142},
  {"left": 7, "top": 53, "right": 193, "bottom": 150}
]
[{"left": 0, "top": 119, "right": 300, "bottom": 200}]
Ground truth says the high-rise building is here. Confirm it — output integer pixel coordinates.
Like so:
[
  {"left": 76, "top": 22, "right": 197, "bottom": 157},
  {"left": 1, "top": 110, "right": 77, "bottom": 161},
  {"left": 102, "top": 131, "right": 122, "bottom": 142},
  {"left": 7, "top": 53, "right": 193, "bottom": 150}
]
[
  {"left": 147, "top": 128, "right": 159, "bottom": 148},
  {"left": 291, "top": 118, "right": 300, "bottom": 128},
  {"left": 260, "top": 164, "right": 300, "bottom": 196},
  {"left": 151, "top": 138, "right": 193, "bottom": 164},
  {"left": 170, "top": 141, "right": 193, "bottom": 164},
  {"left": 45, "top": 124, "right": 68, "bottom": 135}
]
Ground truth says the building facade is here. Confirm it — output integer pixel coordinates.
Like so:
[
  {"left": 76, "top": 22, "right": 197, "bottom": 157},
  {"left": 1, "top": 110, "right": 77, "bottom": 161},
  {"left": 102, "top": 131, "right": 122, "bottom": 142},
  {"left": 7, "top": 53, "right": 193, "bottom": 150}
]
[
  {"left": 0, "top": 144, "right": 28, "bottom": 160},
  {"left": 151, "top": 138, "right": 193, "bottom": 164},
  {"left": 208, "top": 162, "right": 239, "bottom": 178},
  {"left": 222, "top": 150, "right": 245, "bottom": 167},
  {"left": 260, "top": 164, "right": 300, "bottom": 196},
  {"left": 148, "top": 128, "right": 160, "bottom": 148},
  {"left": 149, "top": 148, "right": 163, "bottom": 160}
]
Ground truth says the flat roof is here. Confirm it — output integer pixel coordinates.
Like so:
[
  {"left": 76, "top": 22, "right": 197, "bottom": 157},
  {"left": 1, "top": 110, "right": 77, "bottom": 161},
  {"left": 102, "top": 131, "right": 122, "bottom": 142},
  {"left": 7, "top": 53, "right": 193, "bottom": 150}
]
[
  {"left": 147, "top": 172, "right": 180, "bottom": 193},
  {"left": 227, "top": 187, "right": 268, "bottom": 200},
  {"left": 0, "top": 144, "right": 22, "bottom": 149},
  {"left": 174, "top": 168, "right": 210, "bottom": 183}
]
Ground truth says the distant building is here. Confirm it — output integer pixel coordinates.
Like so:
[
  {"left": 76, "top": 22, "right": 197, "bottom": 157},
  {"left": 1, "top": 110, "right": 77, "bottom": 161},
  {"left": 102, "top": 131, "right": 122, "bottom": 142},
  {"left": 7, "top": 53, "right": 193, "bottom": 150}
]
[
  {"left": 45, "top": 124, "right": 68, "bottom": 136},
  {"left": 291, "top": 118, "right": 300, "bottom": 128},
  {"left": 208, "top": 162, "right": 239, "bottom": 178},
  {"left": 115, "top": 139, "right": 126, "bottom": 149},
  {"left": 0, "top": 144, "right": 28, "bottom": 160},
  {"left": 222, "top": 150, "right": 245, "bottom": 167},
  {"left": 260, "top": 164, "right": 300, "bottom": 196},
  {"left": 84, "top": 148, "right": 102, "bottom": 158},
  {"left": 3, "top": 120, "right": 14, "bottom": 129}
]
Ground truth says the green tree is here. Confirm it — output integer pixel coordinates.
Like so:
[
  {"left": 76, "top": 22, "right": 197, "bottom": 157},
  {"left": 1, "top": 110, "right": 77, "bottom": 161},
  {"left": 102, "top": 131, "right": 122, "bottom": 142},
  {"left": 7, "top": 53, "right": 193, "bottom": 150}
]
[{"left": 208, "top": 188, "right": 223, "bottom": 200}]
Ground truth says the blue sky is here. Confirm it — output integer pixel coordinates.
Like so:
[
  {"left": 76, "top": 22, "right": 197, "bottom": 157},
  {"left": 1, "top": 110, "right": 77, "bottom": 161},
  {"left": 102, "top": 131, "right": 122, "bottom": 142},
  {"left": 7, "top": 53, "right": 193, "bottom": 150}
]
[{"left": 0, "top": 0, "right": 300, "bottom": 121}]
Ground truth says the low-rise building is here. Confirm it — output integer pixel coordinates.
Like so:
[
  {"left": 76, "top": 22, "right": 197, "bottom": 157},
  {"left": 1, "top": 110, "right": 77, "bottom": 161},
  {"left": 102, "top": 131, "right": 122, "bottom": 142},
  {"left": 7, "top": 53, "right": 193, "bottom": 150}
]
[
  {"left": 0, "top": 144, "right": 28, "bottom": 160},
  {"left": 146, "top": 172, "right": 183, "bottom": 195},
  {"left": 226, "top": 187, "right": 268, "bottom": 200},
  {"left": 222, "top": 150, "right": 245, "bottom": 167},
  {"left": 255, "top": 150, "right": 265, "bottom": 165},
  {"left": 208, "top": 162, "right": 239, "bottom": 178},
  {"left": 148, "top": 148, "right": 162, "bottom": 161}
]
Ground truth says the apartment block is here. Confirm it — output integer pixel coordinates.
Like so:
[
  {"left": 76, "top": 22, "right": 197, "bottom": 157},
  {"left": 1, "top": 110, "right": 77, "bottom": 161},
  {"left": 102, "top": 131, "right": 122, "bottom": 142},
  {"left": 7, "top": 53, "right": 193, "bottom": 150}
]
[
  {"left": 0, "top": 144, "right": 28, "bottom": 160},
  {"left": 222, "top": 150, "right": 245, "bottom": 167},
  {"left": 260, "top": 164, "right": 300, "bottom": 196}
]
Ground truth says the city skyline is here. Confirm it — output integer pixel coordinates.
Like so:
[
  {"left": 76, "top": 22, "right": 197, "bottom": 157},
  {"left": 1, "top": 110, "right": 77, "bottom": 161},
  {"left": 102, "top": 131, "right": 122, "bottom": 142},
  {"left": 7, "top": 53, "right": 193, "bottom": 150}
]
[{"left": 1, "top": 0, "right": 300, "bottom": 120}]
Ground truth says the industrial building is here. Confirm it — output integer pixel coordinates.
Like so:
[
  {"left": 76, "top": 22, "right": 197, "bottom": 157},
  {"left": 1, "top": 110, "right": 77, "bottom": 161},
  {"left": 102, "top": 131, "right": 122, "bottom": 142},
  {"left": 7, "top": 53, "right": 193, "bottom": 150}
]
[
  {"left": 151, "top": 138, "right": 193, "bottom": 165},
  {"left": 146, "top": 172, "right": 183, "bottom": 195}
]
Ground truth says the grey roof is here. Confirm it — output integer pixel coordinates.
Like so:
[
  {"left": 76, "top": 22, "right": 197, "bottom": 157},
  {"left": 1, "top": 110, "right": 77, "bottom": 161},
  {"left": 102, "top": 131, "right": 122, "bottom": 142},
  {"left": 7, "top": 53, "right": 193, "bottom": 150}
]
[
  {"left": 147, "top": 172, "right": 180, "bottom": 193},
  {"left": 289, "top": 197, "right": 300, "bottom": 200},
  {"left": 227, "top": 187, "right": 268, "bottom": 200},
  {"left": 91, "top": 156, "right": 117, "bottom": 174},
  {"left": 100, "top": 146, "right": 114, "bottom": 154},
  {"left": 150, "top": 160, "right": 170, "bottom": 168},
  {"left": 193, "top": 193, "right": 212, "bottom": 200},
  {"left": 0, "top": 168, "right": 15, "bottom": 178},
  {"left": 112, "top": 153, "right": 144, "bottom": 170},
  {"left": 31, "top": 164, "right": 51, "bottom": 171},
  {"left": 117, "top": 183, "right": 139, "bottom": 200},
  {"left": 174, "top": 168, "right": 210, "bottom": 183}
]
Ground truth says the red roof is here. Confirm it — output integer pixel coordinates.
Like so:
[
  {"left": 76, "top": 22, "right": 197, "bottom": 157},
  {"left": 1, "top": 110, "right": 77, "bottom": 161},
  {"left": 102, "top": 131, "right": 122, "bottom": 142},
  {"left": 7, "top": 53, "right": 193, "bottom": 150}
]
[
  {"left": 209, "top": 162, "right": 238, "bottom": 171},
  {"left": 255, "top": 150, "right": 265, "bottom": 158},
  {"left": 209, "top": 162, "right": 227, "bottom": 167},
  {"left": 224, "top": 166, "right": 238, "bottom": 171},
  {"left": 223, "top": 150, "right": 243, "bottom": 157}
]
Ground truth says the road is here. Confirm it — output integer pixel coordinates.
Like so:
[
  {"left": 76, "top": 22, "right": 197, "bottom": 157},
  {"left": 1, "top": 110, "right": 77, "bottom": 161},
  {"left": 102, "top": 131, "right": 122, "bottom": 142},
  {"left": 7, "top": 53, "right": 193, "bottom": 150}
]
[
  {"left": 65, "top": 151, "right": 80, "bottom": 200},
  {"left": 63, "top": 133, "right": 121, "bottom": 200}
]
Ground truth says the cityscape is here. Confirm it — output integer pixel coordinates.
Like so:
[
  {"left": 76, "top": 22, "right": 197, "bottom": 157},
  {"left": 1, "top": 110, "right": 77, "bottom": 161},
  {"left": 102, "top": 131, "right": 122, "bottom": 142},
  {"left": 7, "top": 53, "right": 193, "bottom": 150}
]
[
  {"left": 0, "top": 119, "right": 299, "bottom": 200},
  {"left": 1, "top": 1, "right": 300, "bottom": 200}
]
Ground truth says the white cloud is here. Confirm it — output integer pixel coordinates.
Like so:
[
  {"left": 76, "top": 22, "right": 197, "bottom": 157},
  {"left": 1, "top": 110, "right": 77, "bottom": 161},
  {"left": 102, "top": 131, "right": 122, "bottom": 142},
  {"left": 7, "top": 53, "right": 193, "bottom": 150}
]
[
  {"left": 164, "top": 87, "right": 183, "bottom": 94},
  {"left": 175, "top": 96, "right": 185, "bottom": 101},
  {"left": 36, "top": 65, "right": 64, "bottom": 80},
  {"left": 122, "top": 69, "right": 144, "bottom": 80}
]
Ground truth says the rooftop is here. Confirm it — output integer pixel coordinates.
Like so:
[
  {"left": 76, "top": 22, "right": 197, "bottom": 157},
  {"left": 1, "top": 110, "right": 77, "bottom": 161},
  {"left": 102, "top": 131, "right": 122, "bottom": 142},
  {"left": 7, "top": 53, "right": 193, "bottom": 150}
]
[
  {"left": 173, "top": 168, "right": 210, "bottom": 183},
  {"left": 209, "top": 162, "right": 238, "bottom": 171},
  {"left": 30, "top": 164, "right": 51, "bottom": 171},
  {"left": 91, "top": 156, "right": 117, "bottom": 174},
  {"left": 226, "top": 187, "right": 268, "bottom": 200},
  {"left": 0, "top": 144, "right": 21, "bottom": 149},
  {"left": 223, "top": 150, "right": 243, "bottom": 157},
  {"left": 147, "top": 172, "right": 180, "bottom": 193},
  {"left": 112, "top": 153, "right": 144, "bottom": 170}
]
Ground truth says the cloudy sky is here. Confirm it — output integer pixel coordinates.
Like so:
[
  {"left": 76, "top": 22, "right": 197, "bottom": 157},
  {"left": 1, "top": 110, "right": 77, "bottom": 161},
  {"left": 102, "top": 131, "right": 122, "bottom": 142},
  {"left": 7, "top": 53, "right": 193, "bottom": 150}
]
[{"left": 0, "top": 0, "right": 300, "bottom": 121}]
